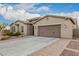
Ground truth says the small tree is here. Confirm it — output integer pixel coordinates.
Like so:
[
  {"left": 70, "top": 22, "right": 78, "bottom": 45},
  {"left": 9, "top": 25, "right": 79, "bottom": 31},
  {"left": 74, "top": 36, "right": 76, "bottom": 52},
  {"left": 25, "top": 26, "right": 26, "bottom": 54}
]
[{"left": 0, "top": 23, "right": 7, "bottom": 31}]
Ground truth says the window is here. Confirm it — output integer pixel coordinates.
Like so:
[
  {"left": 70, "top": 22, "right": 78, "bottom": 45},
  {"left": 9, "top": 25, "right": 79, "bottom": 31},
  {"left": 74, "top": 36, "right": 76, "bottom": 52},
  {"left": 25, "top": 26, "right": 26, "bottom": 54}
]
[
  {"left": 11, "top": 26, "right": 15, "bottom": 32},
  {"left": 13, "top": 26, "right": 15, "bottom": 32},
  {"left": 16, "top": 24, "right": 19, "bottom": 32},
  {"left": 11, "top": 27, "right": 13, "bottom": 32},
  {"left": 21, "top": 26, "right": 24, "bottom": 32}
]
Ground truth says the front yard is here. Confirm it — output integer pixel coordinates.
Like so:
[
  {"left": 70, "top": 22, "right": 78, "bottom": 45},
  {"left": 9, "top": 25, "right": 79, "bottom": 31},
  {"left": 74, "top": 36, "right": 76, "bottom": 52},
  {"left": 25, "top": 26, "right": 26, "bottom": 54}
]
[
  {"left": 0, "top": 36, "right": 59, "bottom": 56},
  {"left": 0, "top": 36, "right": 79, "bottom": 56}
]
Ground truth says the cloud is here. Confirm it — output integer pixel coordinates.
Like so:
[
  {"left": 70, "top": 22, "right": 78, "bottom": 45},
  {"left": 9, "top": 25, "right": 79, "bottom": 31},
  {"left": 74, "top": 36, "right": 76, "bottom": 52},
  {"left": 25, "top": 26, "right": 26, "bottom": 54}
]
[
  {"left": 66, "top": 12, "right": 79, "bottom": 17},
  {"left": 1, "top": 3, "right": 79, "bottom": 26},
  {"left": 14, "top": 4, "right": 50, "bottom": 13},
  {"left": 0, "top": 3, "right": 51, "bottom": 21},
  {"left": 0, "top": 4, "right": 41, "bottom": 21},
  {"left": 14, "top": 3, "right": 35, "bottom": 11},
  {"left": 37, "top": 6, "right": 50, "bottom": 12},
  {"left": 48, "top": 11, "right": 79, "bottom": 18},
  {"left": 14, "top": 3, "right": 38, "bottom": 13},
  {"left": 0, "top": 4, "right": 3, "bottom": 6}
]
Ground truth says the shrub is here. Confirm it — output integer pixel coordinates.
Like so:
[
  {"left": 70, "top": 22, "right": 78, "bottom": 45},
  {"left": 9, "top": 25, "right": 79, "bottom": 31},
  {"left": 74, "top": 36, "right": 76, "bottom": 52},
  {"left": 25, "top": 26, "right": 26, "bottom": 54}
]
[
  {"left": 12, "top": 32, "right": 21, "bottom": 36},
  {"left": 3, "top": 32, "right": 13, "bottom": 36},
  {"left": 3, "top": 32, "right": 21, "bottom": 36}
]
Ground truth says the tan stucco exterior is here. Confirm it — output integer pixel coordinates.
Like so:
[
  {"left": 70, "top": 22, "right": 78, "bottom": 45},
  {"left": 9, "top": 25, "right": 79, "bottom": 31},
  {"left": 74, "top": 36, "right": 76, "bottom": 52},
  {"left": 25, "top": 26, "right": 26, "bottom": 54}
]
[
  {"left": 11, "top": 21, "right": 33, "bottom": 36},
  {"left": 33, "top": 16, "right": 76, "bottom": 38},
  {"left": 10, "top": 15, "right": 77, "bottom": 39}
]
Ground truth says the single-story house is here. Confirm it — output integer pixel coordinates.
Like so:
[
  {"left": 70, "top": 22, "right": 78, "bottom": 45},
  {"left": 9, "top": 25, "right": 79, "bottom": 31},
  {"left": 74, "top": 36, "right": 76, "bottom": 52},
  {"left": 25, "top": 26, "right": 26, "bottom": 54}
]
[
  {"left": 10, "top": 20, "right": 33, "bottom": 36},
  {"left": 10, "top": 15, "right": 77, "bottom": 38}
]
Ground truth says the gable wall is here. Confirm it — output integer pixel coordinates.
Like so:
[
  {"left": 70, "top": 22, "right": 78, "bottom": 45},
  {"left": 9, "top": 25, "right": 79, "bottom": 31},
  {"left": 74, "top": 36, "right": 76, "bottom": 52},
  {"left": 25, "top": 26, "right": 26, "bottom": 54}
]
[
  {"left": 11, "top": 22, "right": 27, "bottom": 35},
  {"left": 34, "top": 17, "right": 64, "bottom": 26},
  {"left": 61, "top": 19, "right": 76, "bottom": 38},
  {"left": 33, "top": 16, "right": 76, "bottom": 38}
]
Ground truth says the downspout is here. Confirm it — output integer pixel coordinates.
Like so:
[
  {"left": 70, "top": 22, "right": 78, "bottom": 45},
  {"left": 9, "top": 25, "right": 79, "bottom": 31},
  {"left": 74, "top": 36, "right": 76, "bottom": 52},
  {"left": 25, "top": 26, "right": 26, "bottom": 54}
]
[
  {"left": 76, "top": 18, "right": 78, "bottom": 40},
  {"left": 75, "top": 18, "right": 78, "bottom": 40}
]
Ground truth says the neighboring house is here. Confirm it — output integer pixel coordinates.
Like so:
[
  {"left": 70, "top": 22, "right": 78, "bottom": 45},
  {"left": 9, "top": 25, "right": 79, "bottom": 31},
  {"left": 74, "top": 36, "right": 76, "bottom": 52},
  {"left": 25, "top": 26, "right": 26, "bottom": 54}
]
[
  {"left": 10, "top": 20, "right": 33, "bottom": 36},
  {"left": 10, "top": 15, "right": 77, "bottom": 38}
]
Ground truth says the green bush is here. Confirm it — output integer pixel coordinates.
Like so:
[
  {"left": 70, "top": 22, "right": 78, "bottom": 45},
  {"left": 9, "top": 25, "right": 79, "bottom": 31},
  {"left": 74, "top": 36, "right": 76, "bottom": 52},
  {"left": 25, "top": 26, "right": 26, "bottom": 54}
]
[
  {"left": 3, "top": 32, "right": 21, "bottom": 36},
  {"left": 12, "top": 32, "right": 21, "bottom": 36},
  {"left": 3, "top": 32, "right": 13, "bottom": 36}
]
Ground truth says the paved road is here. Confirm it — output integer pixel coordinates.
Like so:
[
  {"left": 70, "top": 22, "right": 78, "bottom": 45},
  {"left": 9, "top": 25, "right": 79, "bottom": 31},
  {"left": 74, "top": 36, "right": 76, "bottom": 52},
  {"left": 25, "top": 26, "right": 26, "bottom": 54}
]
[{"left": 0, "top": 36, "right": 59, "bottom": 56}]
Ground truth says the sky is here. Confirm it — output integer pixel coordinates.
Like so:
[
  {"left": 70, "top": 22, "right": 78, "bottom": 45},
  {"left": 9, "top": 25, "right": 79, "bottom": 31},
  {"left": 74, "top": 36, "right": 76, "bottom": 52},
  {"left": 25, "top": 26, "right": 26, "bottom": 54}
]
[{"left": 0, "top": 3, "right": 79, "bottom": 25}]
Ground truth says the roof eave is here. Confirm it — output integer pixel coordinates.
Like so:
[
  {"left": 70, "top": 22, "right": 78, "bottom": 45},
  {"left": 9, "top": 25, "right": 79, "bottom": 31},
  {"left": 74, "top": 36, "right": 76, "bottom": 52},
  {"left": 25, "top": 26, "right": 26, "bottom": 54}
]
[{"left": 33, "top": 15, "right": 76, "bottom": 25}]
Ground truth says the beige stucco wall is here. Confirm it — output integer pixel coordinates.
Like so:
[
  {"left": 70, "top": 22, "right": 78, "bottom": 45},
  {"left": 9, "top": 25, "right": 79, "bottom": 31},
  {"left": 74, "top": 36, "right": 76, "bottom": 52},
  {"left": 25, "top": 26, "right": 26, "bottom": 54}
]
[
  {"left": 11, "top": 25, "right": 18, "bottom": 33},
  {"left": 34, "top": 26, "right": 38, "bottom": 36},
  {"left": 61, "top": 19, "right": 75, "bottom": 38},
  {"left": 11, "top": 22, "right": 27, "bottom": 35},
  {"left": 27, "top": 24, "right": 34, "bottom": 35},
  {"left": 33, "top": 17, "right": 76, "bottom": 38}
]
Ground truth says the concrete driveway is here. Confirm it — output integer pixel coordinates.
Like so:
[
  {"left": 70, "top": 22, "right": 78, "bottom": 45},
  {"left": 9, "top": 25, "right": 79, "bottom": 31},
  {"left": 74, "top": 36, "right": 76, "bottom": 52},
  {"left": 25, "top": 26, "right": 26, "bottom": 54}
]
[{"left": 0, "top": 36, "right": 59, "bottom": 56}]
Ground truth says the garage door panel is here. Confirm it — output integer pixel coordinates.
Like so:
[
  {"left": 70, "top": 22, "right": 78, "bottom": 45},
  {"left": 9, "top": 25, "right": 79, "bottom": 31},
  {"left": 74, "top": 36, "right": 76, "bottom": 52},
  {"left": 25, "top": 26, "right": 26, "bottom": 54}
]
[{"left": 38, "top": 25, "right": 61, "bottom": 38}]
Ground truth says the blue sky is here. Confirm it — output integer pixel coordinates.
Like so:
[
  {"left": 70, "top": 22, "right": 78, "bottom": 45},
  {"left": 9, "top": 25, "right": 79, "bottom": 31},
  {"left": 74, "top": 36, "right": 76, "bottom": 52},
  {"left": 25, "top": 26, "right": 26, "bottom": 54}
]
[
  {"left": 0, "top": 3, "right": 79, "bottom": 25},
  {"left": 0, "top": 16, "right": 13, "bottom": 24},
  {"left": 34, "top": 3, "right": 79, "bottom": 13}
]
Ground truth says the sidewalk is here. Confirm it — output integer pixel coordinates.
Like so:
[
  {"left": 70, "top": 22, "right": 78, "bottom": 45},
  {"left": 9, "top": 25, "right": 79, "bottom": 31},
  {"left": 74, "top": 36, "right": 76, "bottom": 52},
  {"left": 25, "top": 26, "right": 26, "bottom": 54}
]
[{"left": 30, "top": 39, "right": 71, "bottom": 56}]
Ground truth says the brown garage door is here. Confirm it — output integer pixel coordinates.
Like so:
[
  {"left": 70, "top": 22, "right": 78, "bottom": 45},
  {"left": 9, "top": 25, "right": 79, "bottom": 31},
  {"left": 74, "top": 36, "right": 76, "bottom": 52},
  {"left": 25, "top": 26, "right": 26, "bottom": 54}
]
[{"left": 38, "top": 25, "right": 61, "bottom": 38}]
